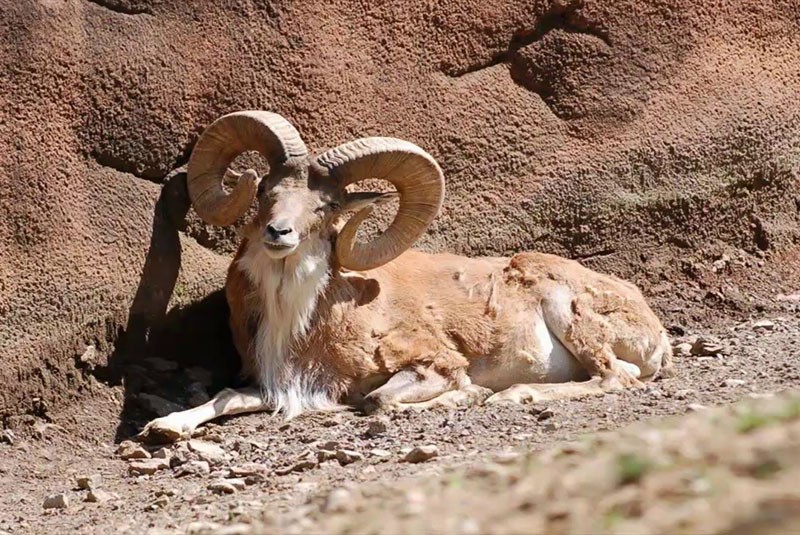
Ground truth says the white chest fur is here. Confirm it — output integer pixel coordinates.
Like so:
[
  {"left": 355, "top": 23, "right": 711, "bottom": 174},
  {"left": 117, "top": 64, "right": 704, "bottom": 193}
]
[{"left": 236, "top": 238, "right": 338, "bottom": 418}]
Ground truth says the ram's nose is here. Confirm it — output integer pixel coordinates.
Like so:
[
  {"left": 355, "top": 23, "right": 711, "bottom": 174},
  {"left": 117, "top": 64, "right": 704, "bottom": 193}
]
[{"left": 265, "top": 223, "right": 293, "bottom": 241}]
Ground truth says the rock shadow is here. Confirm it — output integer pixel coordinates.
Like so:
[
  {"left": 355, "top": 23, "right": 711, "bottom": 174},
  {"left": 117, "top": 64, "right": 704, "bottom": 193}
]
[{"left": 97, "top": 169, "right": 241, "bottom": 442}]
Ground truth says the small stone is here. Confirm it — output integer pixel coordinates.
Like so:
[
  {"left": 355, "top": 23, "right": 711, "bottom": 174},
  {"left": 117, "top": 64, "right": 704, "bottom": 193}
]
[
  {"left": 543, "top": 422, "right": 561, "bottom": 432},
  {"left": 691, "top": 337, "right": 726, "bottom": 357},
  {"left": 76, "top": 474, "right": 102, "bottom": 490},
  {"left": 79, "top": 345, "right": 98, "bottom": 366},
  {"left": 144, "top": 357, "right": 179, "bottom": 372},
  {"left": 322, "top": 413, "right": 345, "bottom": 427},
  {"left": 85, "top": 489, "right": 116, "bottom": 503},
  {"left": 323, "top": 488, "right": 353, "bottom": 513},
  {"left": 317, "top": 449, "right": 338, "bottom": 463},
  {"left": 752, "top": 319, "right": 775, "bottom": 331},
  {"left": 186, "top": 382, "right": 210, "bottom": 407},
  {"left": 186, "top": 522, "right": 222, "bottom": 534},
  {"left": 673, "top": 342, "right": 693, "bottom": 357},
  {"left": 687, "top": 403, "right": 708, "bottom": 412},
  {"left": 188, "top": 439, "right": 227, "bottom": 464},
  {"left": 369, "top": 448, "right": 391, "bottom": 459},
  {"left": 229, "top": 463, "right": 268, "bottom": 477},
  {"left": 226, "top": 478, "right": 247, "bottom": 491},
  {"left": 128, "top": 458, "right": 170, "bottom": 476},
  {"left": 366, "top": 418, "right": 389, "bottom": 437},
  {"left": 723, "top": 379, "right": 747, "bottom": 387},
  {"left": 152, "top": 447, "right": 171, "bottom": 459},
  {"left": 208, "top": 480, "right": 237, "bottom": 494},
  {"left": 492, "top": 452, "right": 520, "bottom": 464},
  {"left": 151, "top": 495, "right": 170, "bottom": 508},
  {"left": 137, "top": 393, "right": 184, "bottom": 418},
  {"left": 402, "top": 445, "right": 438, "bottom": 463},
  {"left": 275, "top": 459, "right": 318, "bottom": 476},
  {"left": 170, "top": 446, "right": 190, "bottom": 468},
  {"left": 117, "top": 441, "right": 151, "bottom": 460},
  {"left": 185, "top": 367, "right": 213, "bottom": 387},
  {"left": 43, "top": 493, "right": 69, "bottom": 509},
  {"left": 335, "top": 449, "right": 364, "bottom": 466},
  {"left": 536, "top": 408, "right": 555, "bottom": 421},
  {"left": 213, "top": 524, "right": 253, "bottom": 535},
  {"left": 0, "top": 429, "right": 15, "bottom": 445},
  {"left": 244, "top": 474, "right": 266, "bottom": 485},
  {"left": 673, "top": 389, "right": 695, "bottom": 400},
  {"left": 176, "top": 460, "right": 211, "bottom": 477}
]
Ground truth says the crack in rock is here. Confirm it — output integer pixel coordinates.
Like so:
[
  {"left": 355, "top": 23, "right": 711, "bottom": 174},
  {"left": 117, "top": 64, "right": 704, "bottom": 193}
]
[{"left": 83, "top": 0, "right": 154, "bottom": 15}]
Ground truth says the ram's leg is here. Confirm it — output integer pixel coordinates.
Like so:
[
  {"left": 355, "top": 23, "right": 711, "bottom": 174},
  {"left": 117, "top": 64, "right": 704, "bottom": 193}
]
[
  {"left": 485, "top": 376, "right": 608, "bottom": 405},
  {"left": 138, "top": 386, "right": 267, "bottom": 444},
  {"left": 540, "top": 290, "right": 645, "bottom": 389},
  {"left": 363, "top": 367, "right": 491, "bottom": 414}
]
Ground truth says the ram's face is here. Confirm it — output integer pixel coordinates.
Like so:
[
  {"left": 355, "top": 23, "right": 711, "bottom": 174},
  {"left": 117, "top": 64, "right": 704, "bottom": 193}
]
[{"left": 253, "top": 179, "right": 341, "bottom": 259}]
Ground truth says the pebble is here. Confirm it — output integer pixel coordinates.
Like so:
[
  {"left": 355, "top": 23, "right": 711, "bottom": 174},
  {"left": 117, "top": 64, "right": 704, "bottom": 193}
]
[
  {"left": 673, "top": 389, "right": 695, "bottom": 400},
  {"left": 144, "top": 357, "right": 179, "bottom": 372},
  {"left": 185, "top": 367, "right": 213, "bottom": 387},
  {"left": 176, "top": 460, "right": 211, "bottom": 477},
  {"left": 208, "top": 480, "right": 237, "bottom": 495},
  {"left": 752, "top": 319, "right": 775, "bottom": 331},
  {"left": 227, "top": 478, "right": 247, "bottom": 491},
  {"left": 186, "top": 382, "right": 210, "bottom": 407},
  {"left": 323, "top": 488, "right": 354, "bottom": 513},
  {"left": 229, "top": 463, "right": 268, "bottom": 477},
  {"left": 402, "top": 445, "right": 439, "bottom": 463},
  {"left": 369, "top": 449, "right": 392, "bottom": 459},
  {"left": 244, "top": 474, "right": 266, "bottom": 485},
  {"left": 128, "top": 458, "right": 170, "bottom": 476},
  {"left": 492, "top": 452, "right": 520, "bottom": 464},
  {"left": 188, "top": 439, "right": 228, "bottom": 464},
  {"left": 536, "top": 408, "right": 555, "bottom": 421},
  {"left": 366, "top": 418, "right": 389, "bottom": 437},
  {"left": 543, "top": 422, "right": 561, "bottom": 432},
  {"left": 85, "top": 489, "right": 116, "bottom": 503},
  {"left": 723, "top": 379, "right": 747, "bottom": 387},
  {"left": 673, "top": 342, "right": 693, "bottom": 357},
  {"left": 43, "top": 493, "right": 69, "bottom": 509},
  {"left": 186, "top": 521, "right": 221, "bottom": 534},
  {"left": 137, "top": 393, "right": 184, "bottom": 417},
  {"left": 275, "top": 459, "right": 318, "bottom": 476},
  {"left": 152, "top": 447, "right": 172, "bottom": 460},
  {"left": 691, "top": 338, "right": 726, "bottom": 357},
  {"left": 0, "top": 429, "right": 15, "bottom": 445},
  {"left": 117, "top": 441, "right": 151, "bottom": 460},
  {"left": 335, "top": 449, "right": 364, "bottom": 466},
  {"left": 687, "top": 403, "right": 708, "bottom": 412},
  {"left": 76, "top": 474, "right": 102, "bottom": 490}
]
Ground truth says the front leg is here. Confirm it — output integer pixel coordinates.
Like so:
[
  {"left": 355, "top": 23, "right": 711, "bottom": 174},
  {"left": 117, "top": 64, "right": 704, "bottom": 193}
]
[
  {"left": 138, "top": 386, "right": 267, "bottom": 444},
  {"left": 362, "top": 366, "right": 490, "bottom": 414}
]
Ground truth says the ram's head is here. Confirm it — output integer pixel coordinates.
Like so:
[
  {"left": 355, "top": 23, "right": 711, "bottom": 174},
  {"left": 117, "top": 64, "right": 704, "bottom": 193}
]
[{"left": 186, "top": 111, "right": 444, "bottom": 271}]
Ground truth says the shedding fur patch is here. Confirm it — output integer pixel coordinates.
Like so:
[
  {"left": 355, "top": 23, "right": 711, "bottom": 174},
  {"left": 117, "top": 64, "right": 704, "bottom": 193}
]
[{"left": 237, "top": 237, "right": 340, "bottom": 419}]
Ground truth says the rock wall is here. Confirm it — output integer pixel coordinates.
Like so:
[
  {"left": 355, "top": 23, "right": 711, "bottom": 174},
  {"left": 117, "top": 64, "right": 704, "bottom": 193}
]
[{"left": 1, "top": 0, "right": 799, "bottom": 420}]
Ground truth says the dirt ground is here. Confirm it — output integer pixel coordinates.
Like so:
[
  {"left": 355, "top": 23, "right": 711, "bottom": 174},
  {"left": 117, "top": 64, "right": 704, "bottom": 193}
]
[{"left": 1, "top": 246, "right": 800, "bottom": 535}]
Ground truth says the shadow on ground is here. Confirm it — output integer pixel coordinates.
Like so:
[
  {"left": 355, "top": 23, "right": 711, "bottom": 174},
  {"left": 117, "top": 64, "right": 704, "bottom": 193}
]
[{"left": 93, "top": 170, "right": 241, "bottom": 442}]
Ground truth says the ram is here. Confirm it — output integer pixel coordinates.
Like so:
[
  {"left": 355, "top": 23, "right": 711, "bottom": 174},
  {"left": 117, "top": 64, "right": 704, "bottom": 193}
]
[{"left": 140, "top": 111, "right": 673, "bottom": 442}]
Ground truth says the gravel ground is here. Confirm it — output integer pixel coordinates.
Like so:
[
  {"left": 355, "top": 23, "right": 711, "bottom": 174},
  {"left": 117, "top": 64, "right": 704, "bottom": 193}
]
[{"left": 2, "top": 306, "right": 800, "bottom": 534}]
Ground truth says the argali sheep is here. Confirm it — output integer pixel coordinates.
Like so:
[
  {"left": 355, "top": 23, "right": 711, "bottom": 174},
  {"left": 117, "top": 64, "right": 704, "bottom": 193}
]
[{"left": 139, "top": 111, "right": 673, "bottom": 442}]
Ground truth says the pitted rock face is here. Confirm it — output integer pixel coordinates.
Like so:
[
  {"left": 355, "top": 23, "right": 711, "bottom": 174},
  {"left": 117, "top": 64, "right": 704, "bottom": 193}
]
[{"left": 1, "top": 0, "right": 799, "bottom": 419}]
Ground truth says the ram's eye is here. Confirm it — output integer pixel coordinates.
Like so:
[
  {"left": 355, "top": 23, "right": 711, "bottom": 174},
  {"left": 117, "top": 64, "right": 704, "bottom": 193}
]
[{"left": 328, "top": 201, "right": 341, "bottom": 211}]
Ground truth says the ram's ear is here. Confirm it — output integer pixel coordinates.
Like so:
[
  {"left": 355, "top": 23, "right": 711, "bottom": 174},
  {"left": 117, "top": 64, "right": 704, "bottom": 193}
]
[{"left": 341, "top": 191, "right": 398, "bottom": 212}]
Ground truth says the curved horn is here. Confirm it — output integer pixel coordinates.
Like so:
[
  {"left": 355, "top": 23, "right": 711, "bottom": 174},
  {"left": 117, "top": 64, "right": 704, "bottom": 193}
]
[
  {"left": 314, "top": 137, "right": 444, "bottom": 271},
  {"left": 187, "top": 111, "right": 308, "bottom": 226}
]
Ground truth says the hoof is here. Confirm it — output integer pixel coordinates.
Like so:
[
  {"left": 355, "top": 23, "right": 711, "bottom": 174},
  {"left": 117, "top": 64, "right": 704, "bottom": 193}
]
[{"left": 137, "top": 416, "right": 192, "bottom": 445}]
